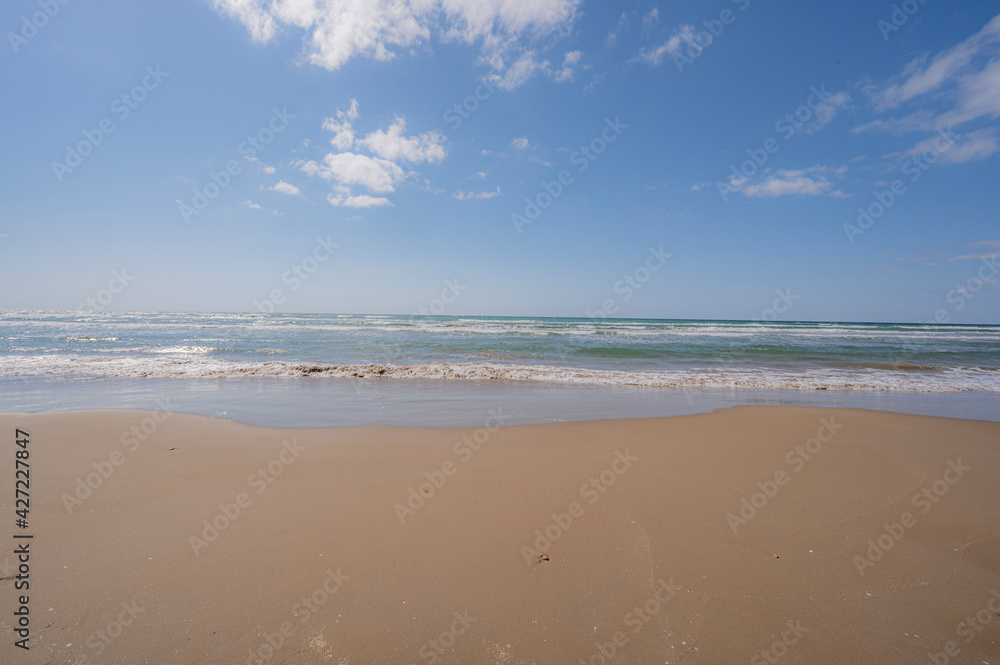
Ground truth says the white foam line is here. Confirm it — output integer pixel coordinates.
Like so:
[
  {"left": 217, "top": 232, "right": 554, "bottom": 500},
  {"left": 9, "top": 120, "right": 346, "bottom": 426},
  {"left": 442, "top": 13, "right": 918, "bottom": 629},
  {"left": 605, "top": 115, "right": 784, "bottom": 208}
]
[{"left": 1, "top": 356, "right": 998, "bottom": 392}]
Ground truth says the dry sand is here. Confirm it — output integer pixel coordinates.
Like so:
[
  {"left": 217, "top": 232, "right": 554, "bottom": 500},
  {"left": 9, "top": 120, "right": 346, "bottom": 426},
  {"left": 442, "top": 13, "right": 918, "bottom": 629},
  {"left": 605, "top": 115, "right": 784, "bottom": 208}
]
[{"left": 1, "top": 406, "right": 998, "bottom": 665}]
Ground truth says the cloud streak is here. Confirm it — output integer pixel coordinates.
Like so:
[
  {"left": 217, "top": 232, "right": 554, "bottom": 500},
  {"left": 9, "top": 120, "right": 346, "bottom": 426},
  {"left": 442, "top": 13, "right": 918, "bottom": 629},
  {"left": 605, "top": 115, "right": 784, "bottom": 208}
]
[
  {"left": 859, "top": 12, "right": 1000, "bottom": 133},
  {"left": 726, "top": 166, "right": 848, "bottom": 199}
]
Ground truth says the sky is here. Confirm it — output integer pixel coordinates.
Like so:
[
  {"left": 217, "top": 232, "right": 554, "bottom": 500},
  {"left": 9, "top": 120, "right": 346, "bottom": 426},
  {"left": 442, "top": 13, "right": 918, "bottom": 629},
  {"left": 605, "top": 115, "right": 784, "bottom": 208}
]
[{"left": 1, "top": 0, "right": 999, "bottom": 323}]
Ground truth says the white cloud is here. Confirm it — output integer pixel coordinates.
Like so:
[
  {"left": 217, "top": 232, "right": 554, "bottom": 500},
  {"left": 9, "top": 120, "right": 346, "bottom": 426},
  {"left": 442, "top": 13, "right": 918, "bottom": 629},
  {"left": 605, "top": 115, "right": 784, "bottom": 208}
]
[
  {"left": 635, "top": 24, "right": 698, "bottom": 66},
  {"left": 852, "top": 109, "right": 938, "bottom": 134},
  {"left": 553, "top": 50, "right": 583, "bottom": 82},
  {"left": 268, "top": 180, "right": 303, "bottom": 197},
  {"left": 304, "top": 99, "right": 447, "bottom": 206},
  {"left": 742, "top": 174, "right": 830, "bottom": 198},
  {"left": 453, "top": 186, "right": 501, "bottom": 200},
  {"left": 215, "top": 0, "right": 580, "bottom": 90},
  {"left": 243, "top": 154, "right": 278, "bottom": 173},
  {"left": 490, "top": 50, "right": 550, "bottom": 90},
  {"left": 511, "top": 137, "right": 530, "bottom": 150},
  {"left": 635, "top": 43, "right": 669, "bottom": 65},
  {"left": 359, "top": 117, "right": 446, "bottom": 164},
  {"left": 301, "top": 152, "right": 405, "bottom": 193},
  {"left": 664, "top": 25, "right": 698, "bottom": 54},
  {"left": 239, "top": 199, "right": 262, "bottom": 209},
  {"left": 642, "top": 8, "right": 660, "bottom": 33},
  {"left": 938, "top": 55, "right": 1000, "bottom": 127},
  {"left": 850, "top": 16, "right": 1000, "bottom": 170},
  {"left": 321, "top": 98, "right": 360, "bottom": 150},
  {"left": 327, "top": 191, "right": 392, "bottom": 208},
  {"left": 808, "top": 91, "right": 851, "bottom": 133},
  {"left": 212, "top": 0, "right": 276, "bottom": 42},
  {"left": 528, "top": 155, "right": 552, "bottom": 166},
  {"left": 729, "top": 166, "right": 848, "bottom": 199},
  {"left": 860, "top": 13, "right": 1000, "bottom": 134},
  {"left": 893, "top": 128, "right": 1000, "bottom": 165},
  {"left": 868, "top": 13, "right": 1000, "bottom": 111}
]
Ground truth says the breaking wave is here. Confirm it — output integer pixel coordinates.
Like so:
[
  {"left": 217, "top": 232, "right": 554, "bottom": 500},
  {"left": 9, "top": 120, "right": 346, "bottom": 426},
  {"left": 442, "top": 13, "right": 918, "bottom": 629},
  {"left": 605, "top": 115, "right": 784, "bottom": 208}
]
[{"left": 1, "top": 355, "right": 998, "bottom": 392}]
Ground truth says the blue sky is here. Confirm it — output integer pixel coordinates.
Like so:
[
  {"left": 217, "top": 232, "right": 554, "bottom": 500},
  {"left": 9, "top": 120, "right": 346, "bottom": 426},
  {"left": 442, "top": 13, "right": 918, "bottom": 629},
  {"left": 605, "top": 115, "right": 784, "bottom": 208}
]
[{"left": 1, "top": 0, "right": 998, "bottom": 323}]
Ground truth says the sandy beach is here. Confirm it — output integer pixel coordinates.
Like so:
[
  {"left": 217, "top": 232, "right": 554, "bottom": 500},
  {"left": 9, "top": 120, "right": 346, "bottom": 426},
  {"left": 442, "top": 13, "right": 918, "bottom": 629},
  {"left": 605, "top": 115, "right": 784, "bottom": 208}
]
[{"left": 1, "top": 406, "right": 998, "bottom": 664}]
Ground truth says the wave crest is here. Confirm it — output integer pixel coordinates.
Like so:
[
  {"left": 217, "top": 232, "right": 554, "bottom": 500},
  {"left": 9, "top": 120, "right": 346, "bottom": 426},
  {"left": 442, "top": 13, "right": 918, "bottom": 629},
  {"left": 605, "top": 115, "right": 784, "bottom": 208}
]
[{"left": 1, "top": 355, "right": 998, "bottom": 392}]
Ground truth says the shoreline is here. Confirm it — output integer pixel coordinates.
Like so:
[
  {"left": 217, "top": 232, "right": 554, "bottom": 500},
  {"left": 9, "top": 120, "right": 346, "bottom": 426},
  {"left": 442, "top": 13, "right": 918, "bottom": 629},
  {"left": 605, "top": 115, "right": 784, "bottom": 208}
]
[
  {"left": 3, "top": 376, "right": 999, "bottom": 426},
  {"left": 4, "top": 401, "right": 1000, "bottom": 427},
  {"left": 2, "top": 406, "right": 998, "bottom": 664}
]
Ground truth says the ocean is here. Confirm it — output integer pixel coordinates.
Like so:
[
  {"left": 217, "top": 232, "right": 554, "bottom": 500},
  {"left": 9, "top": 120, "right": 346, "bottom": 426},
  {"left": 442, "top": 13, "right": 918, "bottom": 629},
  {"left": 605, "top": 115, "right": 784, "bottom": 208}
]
[{"left": 1, "top": 311, "right": 998, "bottom": 425}]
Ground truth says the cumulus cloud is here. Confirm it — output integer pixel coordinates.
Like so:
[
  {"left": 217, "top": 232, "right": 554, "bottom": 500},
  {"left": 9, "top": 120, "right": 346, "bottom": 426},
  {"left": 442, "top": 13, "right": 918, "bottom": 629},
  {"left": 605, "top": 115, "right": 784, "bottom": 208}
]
[
  {"left": 213, "top": 0, "right": 580, "bottom": 89},
  {"left": 303, "top": 99, "right": 444, "bottom": 205},
  {"left": 490, "top": 50, "right": 550, "bottom": 90},
  {"left": 213, "top": 0, "right": 276, "bottom": 42},
  {"left": 302, "top": 152, "right": 405, "bottom": 192},
  {"left": 321, "top": 98, "right": 360, "bottom": 150},
  {"left": 511, "top": 136, "right": 530, "bottom": 150},
  {"left": 267, "top": 180, "right": 303, "bottom": 196},
  {"left": 476, "top": 47, "right": 588, "bottom": 89},
  {"left": 359, "top": 118, "right": 446, "bottom": 164}
]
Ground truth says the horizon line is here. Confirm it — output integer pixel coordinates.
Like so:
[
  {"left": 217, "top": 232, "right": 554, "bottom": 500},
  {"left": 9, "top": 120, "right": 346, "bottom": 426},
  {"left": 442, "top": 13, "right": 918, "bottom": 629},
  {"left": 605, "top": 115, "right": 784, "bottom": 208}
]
[{"left": 1, "top": 309, "right": 998, "bottom": 327}]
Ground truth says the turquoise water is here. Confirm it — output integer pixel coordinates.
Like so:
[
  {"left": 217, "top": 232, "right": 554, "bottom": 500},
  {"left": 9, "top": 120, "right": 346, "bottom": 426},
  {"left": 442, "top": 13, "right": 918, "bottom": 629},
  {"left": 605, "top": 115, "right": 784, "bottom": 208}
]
[{"left": 1, "top": 311, "right": 999, "bottom": 392}]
